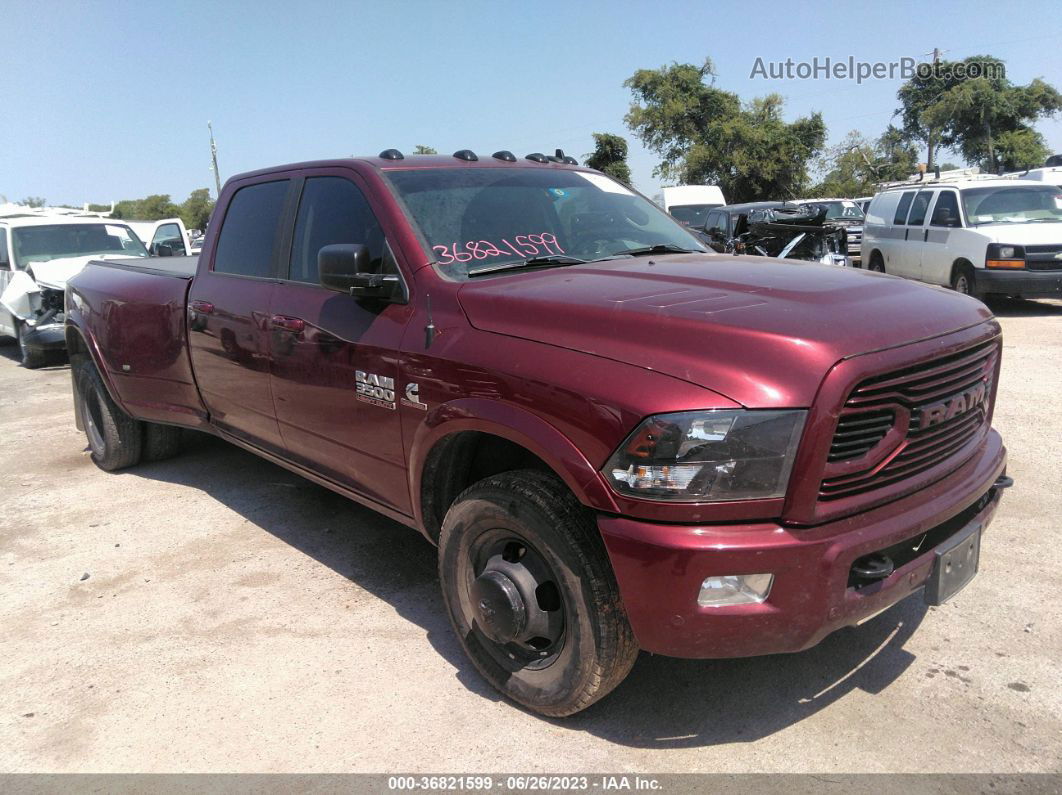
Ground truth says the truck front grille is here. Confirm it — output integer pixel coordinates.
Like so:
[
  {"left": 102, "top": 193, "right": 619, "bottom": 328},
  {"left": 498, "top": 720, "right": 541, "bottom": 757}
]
[
  {"left": 819, "top": 340, "right": 998, "bottom": 501},
  {"left": 1025, "top": 244, "right": 1062, "bottom": 271}
]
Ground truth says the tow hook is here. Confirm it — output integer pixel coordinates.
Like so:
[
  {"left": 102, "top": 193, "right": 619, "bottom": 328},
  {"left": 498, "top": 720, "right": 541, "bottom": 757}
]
[
  {"left": 851, "top": 552, "right": 895, "bottom": 583},
  {"left": 994, "top": 475, "right": 1014, "bottom": 490}
]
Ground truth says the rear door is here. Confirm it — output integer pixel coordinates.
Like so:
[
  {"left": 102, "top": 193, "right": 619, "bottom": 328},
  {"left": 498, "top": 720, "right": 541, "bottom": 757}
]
[
  {"left": 267, "top": 169, "right": 415, "bottom": 514},
  {"left": 187, "top": 177, "right": 293, "bottom": 452}
]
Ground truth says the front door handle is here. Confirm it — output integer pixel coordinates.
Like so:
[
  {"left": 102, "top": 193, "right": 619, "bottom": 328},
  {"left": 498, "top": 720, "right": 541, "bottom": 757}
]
[
  {"left": 270, "top": 314, "right": 306, "bottom": 333},
  {"left": 923, "top": 229, "right": 930, "bottom": 242},
  {"left": 190, "top": 299, "right": 214, "bottom": 314}
]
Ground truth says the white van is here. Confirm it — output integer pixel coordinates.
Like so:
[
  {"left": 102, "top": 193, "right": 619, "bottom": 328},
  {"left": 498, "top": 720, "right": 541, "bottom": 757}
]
[
  {"left": 861, "top": 177, "right": 1062, "bottom": 300},
  {"left": 660, "top": 185, "right": 726, "bottom": 229}
]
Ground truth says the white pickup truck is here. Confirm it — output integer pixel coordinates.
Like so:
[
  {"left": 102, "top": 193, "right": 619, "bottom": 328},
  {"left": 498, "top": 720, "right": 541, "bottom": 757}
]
[{"left": 0, "top": 215, "right": 150, "bottom": 367}]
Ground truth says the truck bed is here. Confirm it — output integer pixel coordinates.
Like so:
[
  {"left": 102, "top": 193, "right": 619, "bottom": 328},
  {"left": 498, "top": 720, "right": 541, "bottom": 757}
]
[{"left": 70, "top": 257, "right": 208, "bottom": 428}]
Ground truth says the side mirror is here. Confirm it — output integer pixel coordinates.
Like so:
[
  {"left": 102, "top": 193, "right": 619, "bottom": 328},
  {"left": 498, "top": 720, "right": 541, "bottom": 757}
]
[
  {"left": 0, "top": 257, "right": 9, "bottom": 271},
  {"left": 156, "top": 243, "right": 175, "bottom": 257},
  {"left": 318, "top": 244, "right": 403, "bottom": 301}
]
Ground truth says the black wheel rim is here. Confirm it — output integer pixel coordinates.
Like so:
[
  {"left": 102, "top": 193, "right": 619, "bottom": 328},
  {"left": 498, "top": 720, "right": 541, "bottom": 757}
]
[
  {"left": 81, "top": 389, "right": 106, "bottom": 455},
  {"left": 458, "top": 529, "right": 566, "bottom": 671}
]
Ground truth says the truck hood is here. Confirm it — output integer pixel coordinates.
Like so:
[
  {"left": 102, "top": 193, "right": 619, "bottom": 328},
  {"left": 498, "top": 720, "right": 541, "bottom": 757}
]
[
  {"left": 456, "top": 254, "right": 994, "bottom": 408},
  {"left": 975, "top": 222, "right": 1062, "bottom": 245},
  {"left": 27, "top": 254, "right": 144, "bottom": 289}
]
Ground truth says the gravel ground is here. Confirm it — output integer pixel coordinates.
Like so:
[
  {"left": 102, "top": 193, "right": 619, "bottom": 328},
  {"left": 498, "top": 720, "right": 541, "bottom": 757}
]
[{"left": 1, "top": 298, "right": 1060, "bottom": 774}]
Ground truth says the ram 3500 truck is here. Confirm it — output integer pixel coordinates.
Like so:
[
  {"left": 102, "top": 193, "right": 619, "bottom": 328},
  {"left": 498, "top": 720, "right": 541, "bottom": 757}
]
[{"left": 65, "top": 152, "right": 1010, "bottom": 717}]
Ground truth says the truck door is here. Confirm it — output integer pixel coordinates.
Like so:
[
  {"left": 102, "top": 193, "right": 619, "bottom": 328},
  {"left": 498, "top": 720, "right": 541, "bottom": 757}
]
[
  {"left": 0, "top": 229, "right": 14, "bottom": 337},
  {"left": 187, "top": 177, "right": 292, "bottom": 453},
  {"left": 267, "top": 172, "right": 414, "bottom": 515}
]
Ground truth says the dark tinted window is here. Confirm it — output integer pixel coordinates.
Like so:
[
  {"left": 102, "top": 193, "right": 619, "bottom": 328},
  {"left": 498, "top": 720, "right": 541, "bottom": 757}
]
[
  {"left": 0, "top": 230, "right": 9, "bottom": 267},
  {"left": 705, "top": 210, "right": 726, "bottom": 234},
  {"left": 669, "top": 204, "right": 719, "bottom": 227},
  {"left": 213, "top": 180, "right": 289, "bottom": 277},
  {"left": 930, "top": 191, "right": 961, "bottom": 227},
  {"left": 289, "top": 177, "right": 387, "bottom": 283},
  {"left": 893, "top": 191, "right": 916, "bottom": 225},
  {"left": 907, "top": 190, "right": 932, "bottom": 226}
]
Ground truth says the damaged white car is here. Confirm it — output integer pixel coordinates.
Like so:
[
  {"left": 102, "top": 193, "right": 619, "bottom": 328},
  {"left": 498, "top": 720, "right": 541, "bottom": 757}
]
[{"left": 0, "top": 217, "right": 149, "bottom": 368}]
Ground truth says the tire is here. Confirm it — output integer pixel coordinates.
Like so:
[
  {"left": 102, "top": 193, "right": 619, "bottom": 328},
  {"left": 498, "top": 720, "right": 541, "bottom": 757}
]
[
  {"left": 142, "top": 423, "right": 183, "bottom": 462},
  {"left": 951, "top": 264, "right": 978, "bottom": 298},
  {"left": 16, "top": 322, "right": 47, "bottom": 369},
  {"left": 868, "top": 253, "right": 886, "bottom": 273},
  {"left": 438, "top": 470, "right": 638, "bottom": 717},
  {"left": 74, "top": 357, "right": 142, "bottom": 471}
]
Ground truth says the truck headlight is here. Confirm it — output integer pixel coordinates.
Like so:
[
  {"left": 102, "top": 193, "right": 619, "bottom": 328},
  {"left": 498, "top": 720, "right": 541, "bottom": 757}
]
[
  {"left": 986, "top": 243, "right": 1025, "bottom": 269},
  {"left": 603, "top": 409, "right": 806, "bottom": 502}
]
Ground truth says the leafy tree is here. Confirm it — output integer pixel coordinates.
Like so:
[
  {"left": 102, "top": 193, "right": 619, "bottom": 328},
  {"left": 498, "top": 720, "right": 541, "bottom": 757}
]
[
  {"left": 111, "top": 194, "right": 179, "bottom": 221},
  {"left": 898, "top": 55, "right": 1062, "bottom": 172},
  {"left": 412, "top": 145, "right": 437, "bottom": 155},
  {"left": 810, "top": 126, "right": 919, "bottom": 197},
  {"left": 20, "top": 196, "right": 46, "bottom": 208},
  {"left": 625, "top": 59, "right": 826, "bottom": 202},
  {"left": 179, "top": 188, "right": 214, "bottom": 231},
  {"left": 584, "top": 132, "right": 632, "bottom": 185}
]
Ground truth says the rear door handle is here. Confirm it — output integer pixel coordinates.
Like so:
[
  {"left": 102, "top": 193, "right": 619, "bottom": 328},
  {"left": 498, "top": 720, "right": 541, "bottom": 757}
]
[
  {"left": 190, "top": 299, "right": 214, "bottom": 314},
  {"left": 923, "top": 229, "right": 930, "bottom": 242},
  {"left": 270, "top": 314, "right": 305, "bottom": 333}
]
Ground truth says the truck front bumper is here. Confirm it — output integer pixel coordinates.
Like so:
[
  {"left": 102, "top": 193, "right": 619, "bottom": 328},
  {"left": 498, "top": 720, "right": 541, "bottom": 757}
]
[
  {"left": 599, "top": 429, "right": 1007, "bottom": 659},
  {"left": 20, "top": 321, "right": 67, "bottom": 352},
  {"left": 979, "top": 268, "right": 1062, "bottom": 298}
]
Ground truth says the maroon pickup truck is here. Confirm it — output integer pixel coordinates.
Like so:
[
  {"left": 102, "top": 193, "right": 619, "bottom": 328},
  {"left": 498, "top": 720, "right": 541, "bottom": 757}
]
[{"left": 64, "top": 151, "right": 1010, "bottom": 716}]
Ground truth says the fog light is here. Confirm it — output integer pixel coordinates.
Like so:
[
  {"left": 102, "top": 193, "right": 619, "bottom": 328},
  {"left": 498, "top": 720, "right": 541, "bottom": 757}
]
[{"left": 697, "top": 573, "right": 774, "bottom": 607}]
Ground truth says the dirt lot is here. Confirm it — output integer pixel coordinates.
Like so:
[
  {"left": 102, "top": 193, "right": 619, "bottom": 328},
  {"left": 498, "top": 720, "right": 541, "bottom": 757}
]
[{"left": 1, "top": 298, "right": 1060, "bottom": 774}]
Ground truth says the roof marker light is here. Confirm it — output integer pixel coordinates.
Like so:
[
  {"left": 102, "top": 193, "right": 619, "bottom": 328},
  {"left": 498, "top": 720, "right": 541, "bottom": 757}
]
[
  {"left": 453, "top": 149, "right": 478, "bottom": 161},
  {"left": 526, "top": 153, "right": 548, "bottom": 163},
  {"left": 492, "top": 150, "right": 517, "bottom": 162},
  {"left": 379, "top": 149, "right": 404, "bottom": 160}
]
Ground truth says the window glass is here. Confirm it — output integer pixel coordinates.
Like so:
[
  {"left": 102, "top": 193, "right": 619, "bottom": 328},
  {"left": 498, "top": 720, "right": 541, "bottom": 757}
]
[
  {"left": 705, "top": 211, "right": 726, "bottom": 234},
  {"left": 289, "top": 177, "right": 387, "bottom": 283},
  {"left": 893, "top": 191, "right": 916, "bottom": 225},
  {"left": 669, "top": 204, "right": 719, "bottom": 228},
  {"left": 12, "top": 223, "right": 148, "bottom": 267},
  {"left": 385, "top": 168, "right": 704, "bottom": 279},
  {"left": 930, "top": 192, "right": 961, "bottom": 227},
  {"left": 0, "top": 230, "right": 9, "bottom": 267},
  {"left": 906, "top": 191, "right": 932, "bottom": 226},
  {"left": 213, "top": 180, "right": 289, "bottom": 277},
  {"left": 961, "top": 185, "right": 1062, "bottom": 225}
]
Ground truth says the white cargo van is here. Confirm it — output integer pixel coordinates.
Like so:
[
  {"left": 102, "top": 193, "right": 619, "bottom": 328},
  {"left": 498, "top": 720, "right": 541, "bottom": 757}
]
[
  {"left": 861, "top": 177, "right": 1062, "bottom": 300},
  {"left": 660, "top": 185, "right": 726, "bottom": 229}
]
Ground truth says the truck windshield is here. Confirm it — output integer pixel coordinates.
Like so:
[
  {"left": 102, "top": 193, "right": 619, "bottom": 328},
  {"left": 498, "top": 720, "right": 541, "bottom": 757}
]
[
  {"left": 668, "top": 203, "right": 720, "bottom": 228},
  {"left": 962, "top": 185, "right": 1062, "bottom": 225},
  {"left": 817, "top": 201, "right": 864, "bottom": 220},
  {"left": 12, "top": 223, "right": 149, "bottom": 267},
  {"left": 385, "top": 168, "right": 706, "bottom": 278}
]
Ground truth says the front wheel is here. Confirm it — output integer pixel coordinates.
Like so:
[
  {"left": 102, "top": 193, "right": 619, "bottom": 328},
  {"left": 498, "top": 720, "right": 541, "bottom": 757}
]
[
  {"left": 951, "top": 265, "right": 978, "bottom": 298},
  {"left": 438, "top": 470, "right": 638, "bottom": 717},
  {"left": 867, "top": 253, "right": 886, "bottom": 273}
]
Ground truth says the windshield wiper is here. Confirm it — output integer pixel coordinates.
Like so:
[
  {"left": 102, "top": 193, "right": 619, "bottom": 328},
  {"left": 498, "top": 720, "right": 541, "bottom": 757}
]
[
  {"left": 467, "top": 255, "right": 586, "bottom": 277},
  {"left": 608, "top": 244, "right": 701, "bottom": 258}
]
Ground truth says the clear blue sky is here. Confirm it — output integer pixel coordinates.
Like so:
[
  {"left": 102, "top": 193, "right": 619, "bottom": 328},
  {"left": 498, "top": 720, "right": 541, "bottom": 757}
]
[{"left": 2, "top": 0, "right": 1061, "bottom": 206}]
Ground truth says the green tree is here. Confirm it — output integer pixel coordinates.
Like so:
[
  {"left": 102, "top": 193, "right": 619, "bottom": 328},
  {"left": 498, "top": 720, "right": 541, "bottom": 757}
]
[
  {"left": 625, "top": 59, "right": 826, "bottom": 202},
  {"left": 412, "top": 145, "right": 437, "bottom": 155},
  {"left": 20, "top": 196, "right": 46, "bottom": 208},
  {"left": 111, "top": 194, "right": 179, "bottom": 221},
  {"left": 810, "top": 126, "right": 919, "bottom": 197},
  {"left": 179, "top": 188, "right": 215, "bottom": 231},
  {"left": 898, "top": 55, "right": 1062, "bottom": 172},
  {"left": 584, "top": 132, "right": 632, "bottom": 185}
]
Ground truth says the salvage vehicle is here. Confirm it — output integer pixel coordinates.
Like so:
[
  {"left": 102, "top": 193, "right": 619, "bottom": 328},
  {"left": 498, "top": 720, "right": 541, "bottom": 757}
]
[
  {"left": 862, "top": 176, "right": 1062, "bottom": 299},
  {"left": 791, "top": 198, "right": 865, "bottom": 266},
  {"left": 705, "top": 202, "right": 848, "bottom": 265},
  {"left": 0, "top": 216, "right": 149, "bottom": 367},
  {"left": 65, "top": 151, "right": 1010, "bottom": 717}
]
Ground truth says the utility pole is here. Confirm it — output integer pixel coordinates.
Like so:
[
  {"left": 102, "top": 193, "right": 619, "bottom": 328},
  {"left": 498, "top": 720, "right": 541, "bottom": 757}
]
[
  {"left": 925, "top": 48, "right": 942, "bottom": 171},
  {"left": 208, "top": 121, "right": 222, "bottom": 197}
]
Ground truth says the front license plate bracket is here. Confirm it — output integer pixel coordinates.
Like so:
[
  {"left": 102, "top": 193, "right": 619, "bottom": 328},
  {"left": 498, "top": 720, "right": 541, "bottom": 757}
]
[{"left": 924, "top": 521, "right": 981, "bottom": 606}]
